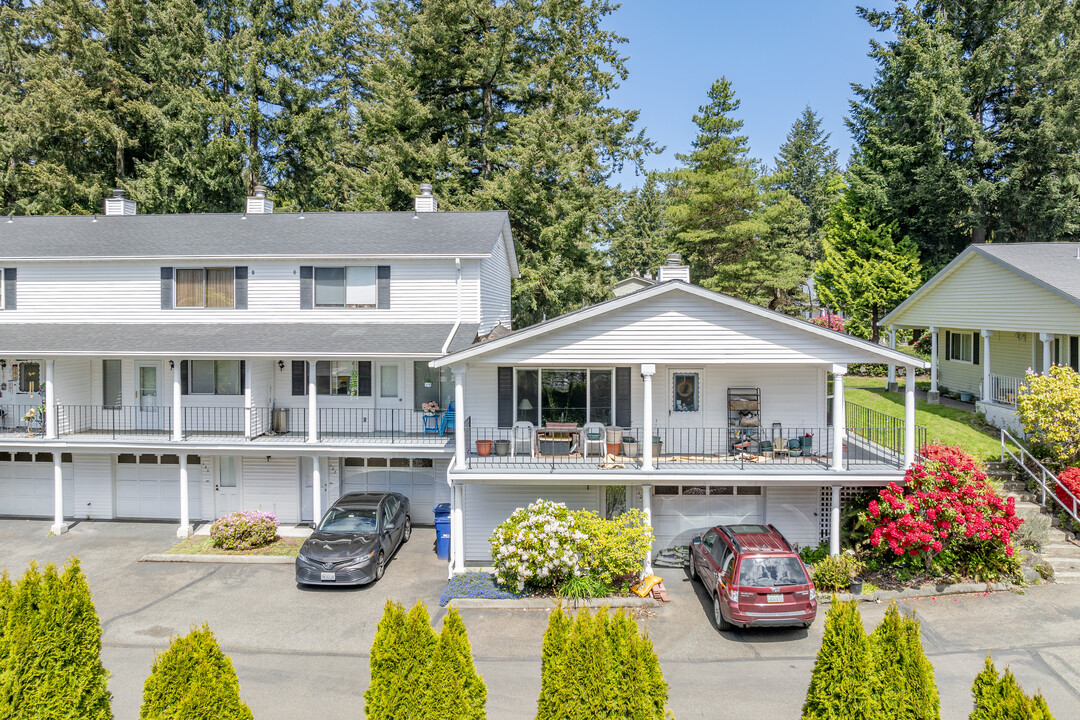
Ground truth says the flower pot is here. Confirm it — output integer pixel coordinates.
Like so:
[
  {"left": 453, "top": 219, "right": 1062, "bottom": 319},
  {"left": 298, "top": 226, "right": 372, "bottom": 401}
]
[
  {"left": 423, "top": 380, "right": 433, "bottom": 388},
  {"left": 959, "top": 391, "right": 973, "bottom": 403},
  {"left": 652, "top": 437, "right": 662, "bottom": 455},
  {"left": 622, "top": 440, "right": 639, "bottom": 456},
  {"left": 800, "top": 436, "right": 814, "bottom": 453},
  {"left": 849, "top": 578, "right": 864, "bottom": 595},
  {"left": 476, "top": 439, "right": 493, "bottom": 457},
  {"left": 493, "top": 439, "right": 510, "bottom": 456}
]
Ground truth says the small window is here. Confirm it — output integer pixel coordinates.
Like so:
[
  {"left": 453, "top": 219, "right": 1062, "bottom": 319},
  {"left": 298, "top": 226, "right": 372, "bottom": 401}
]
[
  {"left": 314, "top": 266, "right": 377, "bottom": 308},
  {"left": 709, "top": 486, "right": 734, "bottom": 495},
  {"left": 948, "top": 332, "right": 973, "bottom": 363},
  {"left": 35, "top": 452, "right": 53, "bottom": 462},
  {"left": 412, "top": 458, "right": 433, "bottom": 468},
  {"left": 17, "top": 361, "right": 41, "bottom": 393},
  {"left": 190, "top": 360, "right": 240, "bottom": 395},
  {"left": 176, "top": 267, "right": 234, "bottom": 308},
  {"left": 0, "top": 452, "right": 10, "bottom": 462},
  {"left": 673, "top": 373, "right": 698, "bottom": 412},
  {"left": 682, "top": 485, "right": 706, "bottom": 496},
  {"left": 139, "top": 454, "right": 159, "bottom": 464},
  {"left": 102, "top": 359, "right": 122, "bottom": 408},
  {"left": 654, "top": 485, "right": 679, "bottom": 496},
  {"left": 118, "top": 454, "right": 137, "bottom": 464},
  {"left": 14, "top": 452, "right": 32, "bottom": 462},
  {"left": 187, "top": 455, "right": 201, "bottom": 465},
  {"left": 160, "top": 454, "right": 180, "bottom": 465},
  {"left": 389, "top": 458, "right": 410, "bottom": 467},
  {"left": 736, "top": 486, "right": 762, "bottom": 496},
  {"left": 344, "top": 457, "right": 365, "bottom": 467},
  {"left": 61, "top": 453, "right": 72, "bottom": 463},
  {"left": 367, "top": 457, "right": 387, "bottom": 467}
]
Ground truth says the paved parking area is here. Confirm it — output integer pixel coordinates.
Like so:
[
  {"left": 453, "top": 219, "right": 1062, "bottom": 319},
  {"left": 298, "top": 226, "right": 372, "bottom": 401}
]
[{"left": 1, "top": 519, "right": 1078, "bottom": 719}]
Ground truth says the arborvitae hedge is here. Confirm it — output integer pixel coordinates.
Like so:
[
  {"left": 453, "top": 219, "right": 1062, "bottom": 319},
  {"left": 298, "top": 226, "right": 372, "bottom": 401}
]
[
  {"left": 139, "top": 624, "right": 253, "bottom": 720},
  {"left": 801, "top": 599, "right": 873, "bottom": 720},
  {"left": 423, "top": 608, "right": 487, "bottom": 720},
  {"left": 0, "top": 559, "right": 113, "bottom": 720},
  {"left": 970, "top": 657, "right": 1055, "bottom": 720},
  {"left": 536, "top": 606, "right": 669, "bottom": 720},
  {"left": 868, "top": 603, "right": 940, "bottom": 720}
]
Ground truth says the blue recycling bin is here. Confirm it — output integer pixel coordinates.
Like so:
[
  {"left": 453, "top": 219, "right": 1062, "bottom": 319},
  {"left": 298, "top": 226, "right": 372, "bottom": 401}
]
[{"left": 433, "top": 502, "right": 452, "bottom": 560}]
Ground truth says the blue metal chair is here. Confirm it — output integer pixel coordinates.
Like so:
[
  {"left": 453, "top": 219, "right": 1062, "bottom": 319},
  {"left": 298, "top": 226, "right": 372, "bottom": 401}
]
[{"left": 438, "top": 401, "right": 456, "bottom": 436}]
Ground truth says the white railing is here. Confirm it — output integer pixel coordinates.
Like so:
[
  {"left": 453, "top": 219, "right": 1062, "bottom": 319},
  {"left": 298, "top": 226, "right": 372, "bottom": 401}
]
[
  {"left": 1000, "top": 429, "right": 1080, "bottom": 525},
  {"left": 989, "top": 373, "right": 1024, "bottom": 406}
]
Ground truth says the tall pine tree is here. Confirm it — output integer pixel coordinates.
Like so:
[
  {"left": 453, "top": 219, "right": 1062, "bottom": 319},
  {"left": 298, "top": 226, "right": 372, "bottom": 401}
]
[
  {"left": 608, "top": 173, "right": 671, "bottom": 280},
  {"left": 773, "top": 106, "right": 842, "bottom": 256}
]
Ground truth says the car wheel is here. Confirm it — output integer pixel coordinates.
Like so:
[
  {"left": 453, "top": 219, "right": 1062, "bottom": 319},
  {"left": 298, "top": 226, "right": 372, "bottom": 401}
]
[
  {"left": 375, "top": 551, "right": 386, "bottom": 581},
  {"left": 713, "top": 593, "right": 732, "bottom": 631},
  {"left": 688, "top": 552, "right": 697, "bottom": 581},
  {"left": 402, "top": 516, "right": 412, "bottom": 543}
]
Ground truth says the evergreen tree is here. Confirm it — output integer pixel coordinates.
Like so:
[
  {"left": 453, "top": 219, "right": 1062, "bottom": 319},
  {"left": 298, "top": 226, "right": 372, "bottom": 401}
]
[
  {"left": 773, "top": 106, "right": 842, "bottom": 255},
  {"left": 422, "top": 608, "right": 486, "bottom": 720},
  {"left": 801, "top": 599, "right": 873, "bottom": 720},
  {"left": 814, "top": 183, "right": 921, "bottom": 341},
  {"left": 970, "top": 657, "right": 1056, "bottom": 720},
  {"left": 139, "top": 624, "right": 253, "bottom": 720},
  {"left": 0, "top": 560, "right": 112, "bottom": 720},
  {"left": 868, "top": 603, "right": 940, "bottom": 720},
  {"left": 365, "top": 600, "right": 438, "bottom": 720},
  {"left": 608, "top": 173, "right": 672, "bottom": 281}
]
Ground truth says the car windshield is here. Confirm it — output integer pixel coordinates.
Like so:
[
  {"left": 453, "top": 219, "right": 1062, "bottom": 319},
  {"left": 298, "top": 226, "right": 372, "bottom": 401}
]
[
  {"left": 738, "top": 557, "right": 807, "bottom": 587},
  {"left": 317, "top": 507, "right": 377, "bottom": 534}
]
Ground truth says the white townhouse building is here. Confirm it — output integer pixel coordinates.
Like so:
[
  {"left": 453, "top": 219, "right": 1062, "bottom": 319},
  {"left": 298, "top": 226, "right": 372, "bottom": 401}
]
[
  {"left": 0, "top": 185, "right": 518, "bottom": 537},
  {"left": 430, "top": 266, "right": 929, "bottom": 575}
]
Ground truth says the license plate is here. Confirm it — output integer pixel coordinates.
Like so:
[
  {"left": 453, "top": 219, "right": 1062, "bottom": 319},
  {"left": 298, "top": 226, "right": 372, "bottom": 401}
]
[
  {"left": 766, "top": 593, "right": 784, "bottom": 603},
  {"left": 320, "top": 572, "right": 336, "bottom": 582}
]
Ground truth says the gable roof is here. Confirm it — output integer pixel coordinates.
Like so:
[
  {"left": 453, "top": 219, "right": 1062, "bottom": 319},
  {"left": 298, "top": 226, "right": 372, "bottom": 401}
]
[
  {"left": 431, "top": 281, "right": 927, "bottom": 368},
  {"left": 0, "top": 211, "right": 517, "bottom": 273},
  {"left": 881, "top": 242, "right": 1080, "bottom": 327}
]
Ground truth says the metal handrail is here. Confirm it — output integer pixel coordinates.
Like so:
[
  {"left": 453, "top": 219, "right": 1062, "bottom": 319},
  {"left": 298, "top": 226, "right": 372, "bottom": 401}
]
[{"left": 1000, "top": 428, "right": 1080, "bottom": 525}]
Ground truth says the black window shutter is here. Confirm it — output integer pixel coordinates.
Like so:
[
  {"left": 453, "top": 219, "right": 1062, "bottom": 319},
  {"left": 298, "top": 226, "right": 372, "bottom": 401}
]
[
  {"left": 292, "top": 361, "right": 307, "bottom": 396},
  {"left": 615, "top": 367, "right": 632, "bottom": 427},
  {"left": 377, "top": 266, "right": 391, "bottom": 308},
  {"left": 315, "top": 361, "right": 330, "bottom": 395},
  {"left": 160, "top": 267, "right": 172, "bottom": 310},
  {"left": 234, "top": 266, "right": 248, "bottom": 309},
  {"left": 1070, "top": 336, "right": 1079, "bottom": 372},
  {"left": 972, "top": 332, "right": 980, "bottom": 365},
  {"left": 357, "top": 361, "right": 372, "bottom": 396},
  {"left": 180, "top": 360, "right": 189, "bottom": 395},
  {"left": 944, "top": 331, "right": 951, "bottom": 360},
  {"left": 497, "top": 367, "right": 513, "bottom": 428},
  {"left": 3, "top": 268, "right": 15, "bottom": 310},
  {"left": 300, "top": 266, "right": 313, "bottom": 309},
  {"left": 239, "top": 360, "right": 246, "bottom": 392}
]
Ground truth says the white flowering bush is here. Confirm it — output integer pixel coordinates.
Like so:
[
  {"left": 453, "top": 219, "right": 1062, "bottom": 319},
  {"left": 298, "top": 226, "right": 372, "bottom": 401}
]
[{"left": 489, "top": 499, "right": 585, "bottom": 591}]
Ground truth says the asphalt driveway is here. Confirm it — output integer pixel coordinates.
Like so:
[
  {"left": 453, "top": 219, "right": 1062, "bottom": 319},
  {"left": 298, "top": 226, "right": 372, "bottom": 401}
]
[{"left": 1, "top": 519, "right": 1078, "bottom": 719}]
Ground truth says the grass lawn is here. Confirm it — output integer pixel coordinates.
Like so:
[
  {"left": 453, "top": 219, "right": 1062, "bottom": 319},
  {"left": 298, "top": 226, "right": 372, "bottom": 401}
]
[
  {"left": 845, "top": 378, "right": 1015, "bottom": 462},
  {"left": 165, "top": 535, "right": 305, "bottom": 556}
]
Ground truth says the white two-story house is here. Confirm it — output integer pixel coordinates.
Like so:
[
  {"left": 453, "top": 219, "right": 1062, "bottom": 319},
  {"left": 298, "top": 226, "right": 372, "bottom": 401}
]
[
  {"left": 430, "top": 260, "right": 929, "bottom": 574},
  {"left": 0, "top": 185, "right": 517, "bottom": 537}
]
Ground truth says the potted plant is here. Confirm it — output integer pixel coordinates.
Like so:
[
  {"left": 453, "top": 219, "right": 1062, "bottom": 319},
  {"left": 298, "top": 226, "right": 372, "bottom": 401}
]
[
  {"left": 476, "top": 439, "right": 493, "bottom": 456},
  {"left": 422, "top": 400, "right": 440, "bottom": 417},
  {"left": 622, "top": 436, "right": 639, "bottom": 456},
  {"left": 605, "top": 426, "right": 623, "bottom": 455},
  {"left": 800, "top": 432, "right": 814, "bottom": 454},
  {"left": 652, "top": 434, "right": 662, "bottom": 455},
  {"left": 423, "top": 375, "right": 433, "bottom": 388}
]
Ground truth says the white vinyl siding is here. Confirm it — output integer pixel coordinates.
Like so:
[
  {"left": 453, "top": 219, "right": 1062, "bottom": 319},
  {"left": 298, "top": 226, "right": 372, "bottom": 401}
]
[
  {"left": 765, "top": 486, "right": 819, "bottom": 549},
  {"left": 242, "top": 455, "right": 299, "bottom": 523},
  {"left": 938, "top": 330, "right": 1034, "bottom": 396},
  {"left": 478, "top": 233, "right": 512, "bottom": 334}
]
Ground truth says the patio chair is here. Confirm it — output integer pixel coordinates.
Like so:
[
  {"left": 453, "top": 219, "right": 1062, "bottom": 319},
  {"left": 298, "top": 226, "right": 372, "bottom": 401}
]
[
  {"left": 438, "top": 401, "right": 455, "bottom": 436},
  {"left": 512, "top": 421, "right": 535, "bottom": 456},
  {"left": 580, "top": 422, "right": 606, "bottom": 459}
]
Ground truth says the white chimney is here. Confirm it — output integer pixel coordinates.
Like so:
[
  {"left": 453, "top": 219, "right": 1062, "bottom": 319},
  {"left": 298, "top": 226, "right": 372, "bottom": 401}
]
[
  {"left": 657, "top": 253, "right": 691, "bottom": 283},
  {"left": 414, "top": 182, "right": 438, "bottom": 212},
  {"left": 246, "top": 185, "right": 273, "bottom": 214},
  {"left": 104, "top": 188, "right": 136, "bottom": 216}
]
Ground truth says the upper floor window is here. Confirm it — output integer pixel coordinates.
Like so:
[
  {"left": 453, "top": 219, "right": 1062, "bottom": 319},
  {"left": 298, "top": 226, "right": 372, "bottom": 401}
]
[
  {"left": 315, "top": 266, "right": 376, "bottom": 308},
  {"left": 0, "top": 268, "right": 13, "bottom": 310},
  {"left": 177, "top": 267, "right": 234, "bottom": 308}
]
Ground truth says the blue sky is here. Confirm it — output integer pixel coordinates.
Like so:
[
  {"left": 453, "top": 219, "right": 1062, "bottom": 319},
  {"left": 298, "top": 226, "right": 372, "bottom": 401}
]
[{"left": 607, "top": 1, "right": 888, "bottom": 186}]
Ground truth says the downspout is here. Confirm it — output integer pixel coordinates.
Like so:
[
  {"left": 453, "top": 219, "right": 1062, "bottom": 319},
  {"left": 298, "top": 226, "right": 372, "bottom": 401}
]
[{"left": 441, "top": 257, "right": 463, "bottom": 355}]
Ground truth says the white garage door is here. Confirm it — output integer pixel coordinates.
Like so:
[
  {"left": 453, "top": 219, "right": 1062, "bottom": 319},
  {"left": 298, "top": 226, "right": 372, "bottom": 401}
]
[
  {"left": 0, "top": 451, "right": 74, "bottom": 518},
  {"left": 463, "top": 485, "right": 601, "bottom": 563},
  {"left": 115, "top": 453, "right": 200, "bottom": 519},
  {"left": 765, "top": 486, "right": 820, "bottom": 549},
  {"left": 341, "top": 458, "right": 437, "bottom": 524},
  {"left": 652, "top": 484, "right": 764, "bottom": 552}
]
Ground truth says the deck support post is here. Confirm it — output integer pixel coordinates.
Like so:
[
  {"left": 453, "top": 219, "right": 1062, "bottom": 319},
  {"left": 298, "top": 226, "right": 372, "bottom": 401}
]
[
  {"left": 172, "top": 360, "right": 183, "bottom": 442},
  {"left": 243, "top": 360, "right": 253, "bottom": 439},
  {"left": 177, "top": 454, "right": 192, "bottom": 538},
  {"left": 311, "top": 456, "right": 322, "bottom": 526},
  {"left": 1040, "top": 332, "right": 1053, "bottom": 375},
  {"left": 886, "top": 328, "right": 898, "bottom": 392},
  {"left": 44, "top": 359, "right": 57, "bottom": 439},
  {"left": 927, "top": 327, "right": 940, "bottom": 404},
  {"left": 641, "top": 364, "right": 655, "bottom": 471},
  {"left": 307, "top": 360, "right": 318, "bottom": 443},
  {"left": 829, "top": 485, "right": 841, "bottom": 556},
  {"left": 51, "top": 453, "right": 67, "bottom": 535},
  {"left": 452, "top": 483, "right": 465, "bottom": 574},
  {"left": 904, "top": 366, "right": 916, "bottom": 468},
  {"left": 830, "top": 365, "right": 846, "bottom": 472},
  {"left": 453, "top": 367, "right": 466, "bottom": 467},
  {"left": 641, "top": 483, "right": 653, "bottom": 575}
]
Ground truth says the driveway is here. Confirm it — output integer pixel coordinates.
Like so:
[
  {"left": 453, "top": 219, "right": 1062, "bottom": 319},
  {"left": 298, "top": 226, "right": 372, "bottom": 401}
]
[{"left": 1, "top": 519, "right": 1078, "bottom": 719}]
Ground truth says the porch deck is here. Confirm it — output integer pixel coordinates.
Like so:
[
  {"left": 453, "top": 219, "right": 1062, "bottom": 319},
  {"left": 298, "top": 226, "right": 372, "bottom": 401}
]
[{"left": 0, "top": 426, "right": 452, "bottom": 449}]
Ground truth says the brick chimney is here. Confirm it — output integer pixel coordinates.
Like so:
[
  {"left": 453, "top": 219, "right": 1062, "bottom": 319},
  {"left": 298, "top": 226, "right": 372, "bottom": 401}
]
[
  {"left": 657, "top": 253, "right": 690, "bottom": 283},
  {"left": 414, "top": 182, "right": 438, "bottom": 212},
  {"left": 104, "top": 188, "right": 136, "bottom": 216},
  {"left": 246, "top": 185, "right": 273, "bottom": 214}
]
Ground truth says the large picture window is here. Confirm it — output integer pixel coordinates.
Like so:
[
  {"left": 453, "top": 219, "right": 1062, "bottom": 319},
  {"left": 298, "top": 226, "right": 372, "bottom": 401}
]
[
  {"left": 314, "top": 266, "right": 377, "bottom": 308},
  {"left": 176, "top": 267, "right": 234, "bottom": 308},
  {"left": 514, "top": 368, "right": 613, "bottom": 426},
  {"left": 314, "top": 361, "right": 372, "bottom": 396},
  {"left": 413, "top": 362, "right": 452, "bottom": 411},
  {"left": 190, "top": 360, "right": 240, "bottom": 395}
]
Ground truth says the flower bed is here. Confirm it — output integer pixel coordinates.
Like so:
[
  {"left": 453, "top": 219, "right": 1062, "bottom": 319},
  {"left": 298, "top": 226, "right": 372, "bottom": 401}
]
[{"left": 439, "top": 572, "right": 524, "bottom": 606}]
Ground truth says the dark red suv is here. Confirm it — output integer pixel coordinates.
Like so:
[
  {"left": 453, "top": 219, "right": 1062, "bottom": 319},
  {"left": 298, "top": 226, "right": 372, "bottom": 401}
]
[{"left": 688, "top": 524, "right": 817, "bottom": 630}]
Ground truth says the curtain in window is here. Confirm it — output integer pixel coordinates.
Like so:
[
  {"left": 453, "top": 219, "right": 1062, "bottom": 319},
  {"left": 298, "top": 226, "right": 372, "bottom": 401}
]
[
  {"left": 215, "top": 361, "right": 240, "bottom": 395},
  {"left": 205, "top": 268, "right": 234, "bottom": 307},
  {"left": 314, "top": 267, "right": 345, "bottom": 306},
  {"left": 190, "top": 360, "right": 216, "bottom": 393},
  {"left": 345, "top": 266, "right": 377, "bottom": 307},
  {"left": 176, "top": 269, "right": 204, "bottom": 307}
]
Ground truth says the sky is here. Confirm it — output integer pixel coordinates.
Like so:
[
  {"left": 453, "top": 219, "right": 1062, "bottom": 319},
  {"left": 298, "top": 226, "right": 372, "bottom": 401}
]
[{"left": 607, "top": 1, "right": 889, "bottom": 187}]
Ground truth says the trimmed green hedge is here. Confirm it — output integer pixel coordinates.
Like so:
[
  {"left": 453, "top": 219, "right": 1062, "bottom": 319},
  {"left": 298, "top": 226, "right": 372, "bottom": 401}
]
[
  {"left": 802, "top": 599, "right": 873, "bottom": 719},
  {"left": 970, "top": 657, "right": 1055, "bottom": 719},
  {"left": 868, "top": 604, "right": 940, "bottom": 719}
]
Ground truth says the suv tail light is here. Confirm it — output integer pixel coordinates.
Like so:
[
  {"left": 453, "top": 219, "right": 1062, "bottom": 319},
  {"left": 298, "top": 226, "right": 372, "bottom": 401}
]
[{"left": 729, "top": 586, "right": 740, "bottom": 602}]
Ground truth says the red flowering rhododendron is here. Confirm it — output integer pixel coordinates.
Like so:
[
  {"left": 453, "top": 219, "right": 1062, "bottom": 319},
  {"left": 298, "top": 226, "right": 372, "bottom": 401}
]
[
  {"left": 811, "top": 314, "right": 844, "bottom": 333},
  {"left": 860, "top": 443, "right": 1022, "bottom": 575},
  {"left": 1057, "top": 467, "right": 1080, "bottom": 516}
]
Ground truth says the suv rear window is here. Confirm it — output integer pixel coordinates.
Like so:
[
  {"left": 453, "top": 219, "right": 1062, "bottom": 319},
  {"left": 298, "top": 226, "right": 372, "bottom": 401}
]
[{"left": 738, "top": 556, "right": 807, "bottom": 587}]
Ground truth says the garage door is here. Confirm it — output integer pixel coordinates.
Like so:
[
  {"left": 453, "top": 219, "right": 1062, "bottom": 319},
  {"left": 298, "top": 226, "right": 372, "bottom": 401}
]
[
  {"left": 652, "top": 484, "right": 764, "bottom": 553},
  {"left": 341, "top": 458, "right": 437, "bottom": 524},
  {"left": 115, "top": 453, "right": 201, "bottom": 519},
  {"left": 463, "top": 485, "right": 601, "bottom": 563},
  {"left": 0, "top": 451, "right": 74, "bottom": 518}
]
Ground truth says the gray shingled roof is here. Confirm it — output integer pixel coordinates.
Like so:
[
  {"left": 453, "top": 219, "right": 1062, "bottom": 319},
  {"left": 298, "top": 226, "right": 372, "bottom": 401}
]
[
  {"left": 0, "top": 211, "right": 509, "bottom": 259},
  {"left": 0, "top": 323, "right": 478, "bottom": 357},
  {"left": 973, "top": 243, "right": 1080, "bottom": 304}
]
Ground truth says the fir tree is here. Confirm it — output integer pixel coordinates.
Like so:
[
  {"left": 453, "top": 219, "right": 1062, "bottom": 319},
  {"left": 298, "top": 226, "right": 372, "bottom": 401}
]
[
  {"left": 608, "top": 173, "right": 672, "bottom": 281},
  {"left": 801, "top": 599, "right": 873, "bottom": 720},
  {"left": 422, "top": 608, "right": 486, "bottom": 720},
  {"left": 364, "top": 600, "right": 410, "bottom": 720},
  {"left": 868, "top": 603, "right": 940, "bottom": 720},
  {"left": 773, "top": 106, "right": 842, "bottom": 254}
]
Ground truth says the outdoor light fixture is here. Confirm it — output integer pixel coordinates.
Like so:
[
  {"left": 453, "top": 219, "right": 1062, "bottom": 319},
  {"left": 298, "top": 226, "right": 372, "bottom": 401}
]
[
  {"left": 266, "top": 455, "right": 272, "bottom": 462},
  {"left": 0, "top": 360, "right": 6, "bottom": 369},
  {"left": 278, "top": 360, "right": 285, "bottom": 371},
  {"left": 169, "top": 360, "right": 174, "bottom": 369}
]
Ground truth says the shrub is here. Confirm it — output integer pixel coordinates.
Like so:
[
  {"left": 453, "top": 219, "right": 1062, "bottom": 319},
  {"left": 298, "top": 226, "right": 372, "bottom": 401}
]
[
  {"left": 811, "top": 552, "right": 864, "bottom": 592},
  {"left": 210, "top": 510, "right": 278, "bottom": 550},
  {"left": 365, "top": 601, "right": 436, "bottom": 720},
  {"left": 799, "top": 541, "right": 830, "bottom": 565},
  {"left": 0, "top": 559, "right": 112, "bottom": 720},
  {"left": 537, "top": 607, "right": 669, "bottom": 720},
  {"left": 423, "top": 608, "right": 486, "bottom": 720},
  {"left": 573, "top": 508, "right": 654, "bottom": 585},
  {"left": 440, "top": 572, "right": 524, "bottom": 607},
  {"left": 1014, "top": 510, "right": 1051, "bottom": 552},
  {"left": 1055, "top": 467, "right": 1080, "bottom": 517},
  {"left": 489, "top": 499, "right": 584, "bottom": 591},
  {"left": 557, "top": 575, "right": 613, "bottom": 600},
  {"left": 860, "top": 443, "right": 1023, "bottom": 580},
  {"left": 139, "top": 625, "right": 252, "bottom": 720},
  {"left": 801, "top": 599, "right": 872, "bottom": 719},
  {"left": 868, "top": 603, "right": 940, "bottom": 720},
  {"left": 970, "top": 657, "right": 1055, "bottom": 719},
  {"left": 812, "top": 314, "right": 845, "bottom": 333},
  {"left": 1016, "top": 366, "right": 1080, "bottom": 469}
]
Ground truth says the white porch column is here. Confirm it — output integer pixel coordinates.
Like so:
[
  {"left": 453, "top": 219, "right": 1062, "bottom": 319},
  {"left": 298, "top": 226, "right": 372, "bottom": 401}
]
[
  {"left": 177, "top": 454, "right": 192, "bottom": 538},
  {"left": 829, "top": 485, "right": 841, "bottom": 556},
  {"left": 172, "top": 360, "right": 183, "bottom": 442},
  {"left": 243, "top": 360, "right": 253, "bottom": 440},
  {"left": 830, "top": 365, "right": 846, "bottom": 472},
  {"left": 641, "top": 364, "right": 655, "bottom": 471},
  {"left": 307, "top": 360, "right": 318, "bottom": 443},
  {"left": 1040, "top": 333, "right": 1054, "bottom": 375},
  {"left": 44, "top": 359, "right": 57, "bottom": 439},
  {"left": 51, "top": 454, "right": 67, "bottom": 535},
  {"left": 453, "top": 367, "right": 466, "bottom": 468},
  {"left": 447, "top": 480, "right": 457, "bottom": 578},
  {"left": 886, "top": 327, "right": 898, "bottom": 392},
  {"left": 927, "top": 327, "right": 940, "bottom": 404},
  {"left": 311, "top": 456, "right": 322, "bottom": 525},
  {"left": 904, "top": 366, "right": 916, "bottom": 469},
  {"left": 980, "top": 330, "right": 993, "bottom": 401},
  {"left": 452, "top": 483, "right": 465, "bottom": 573},
  {"left": 641, "top": 483, "right": 653, "bottom": 575}
]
